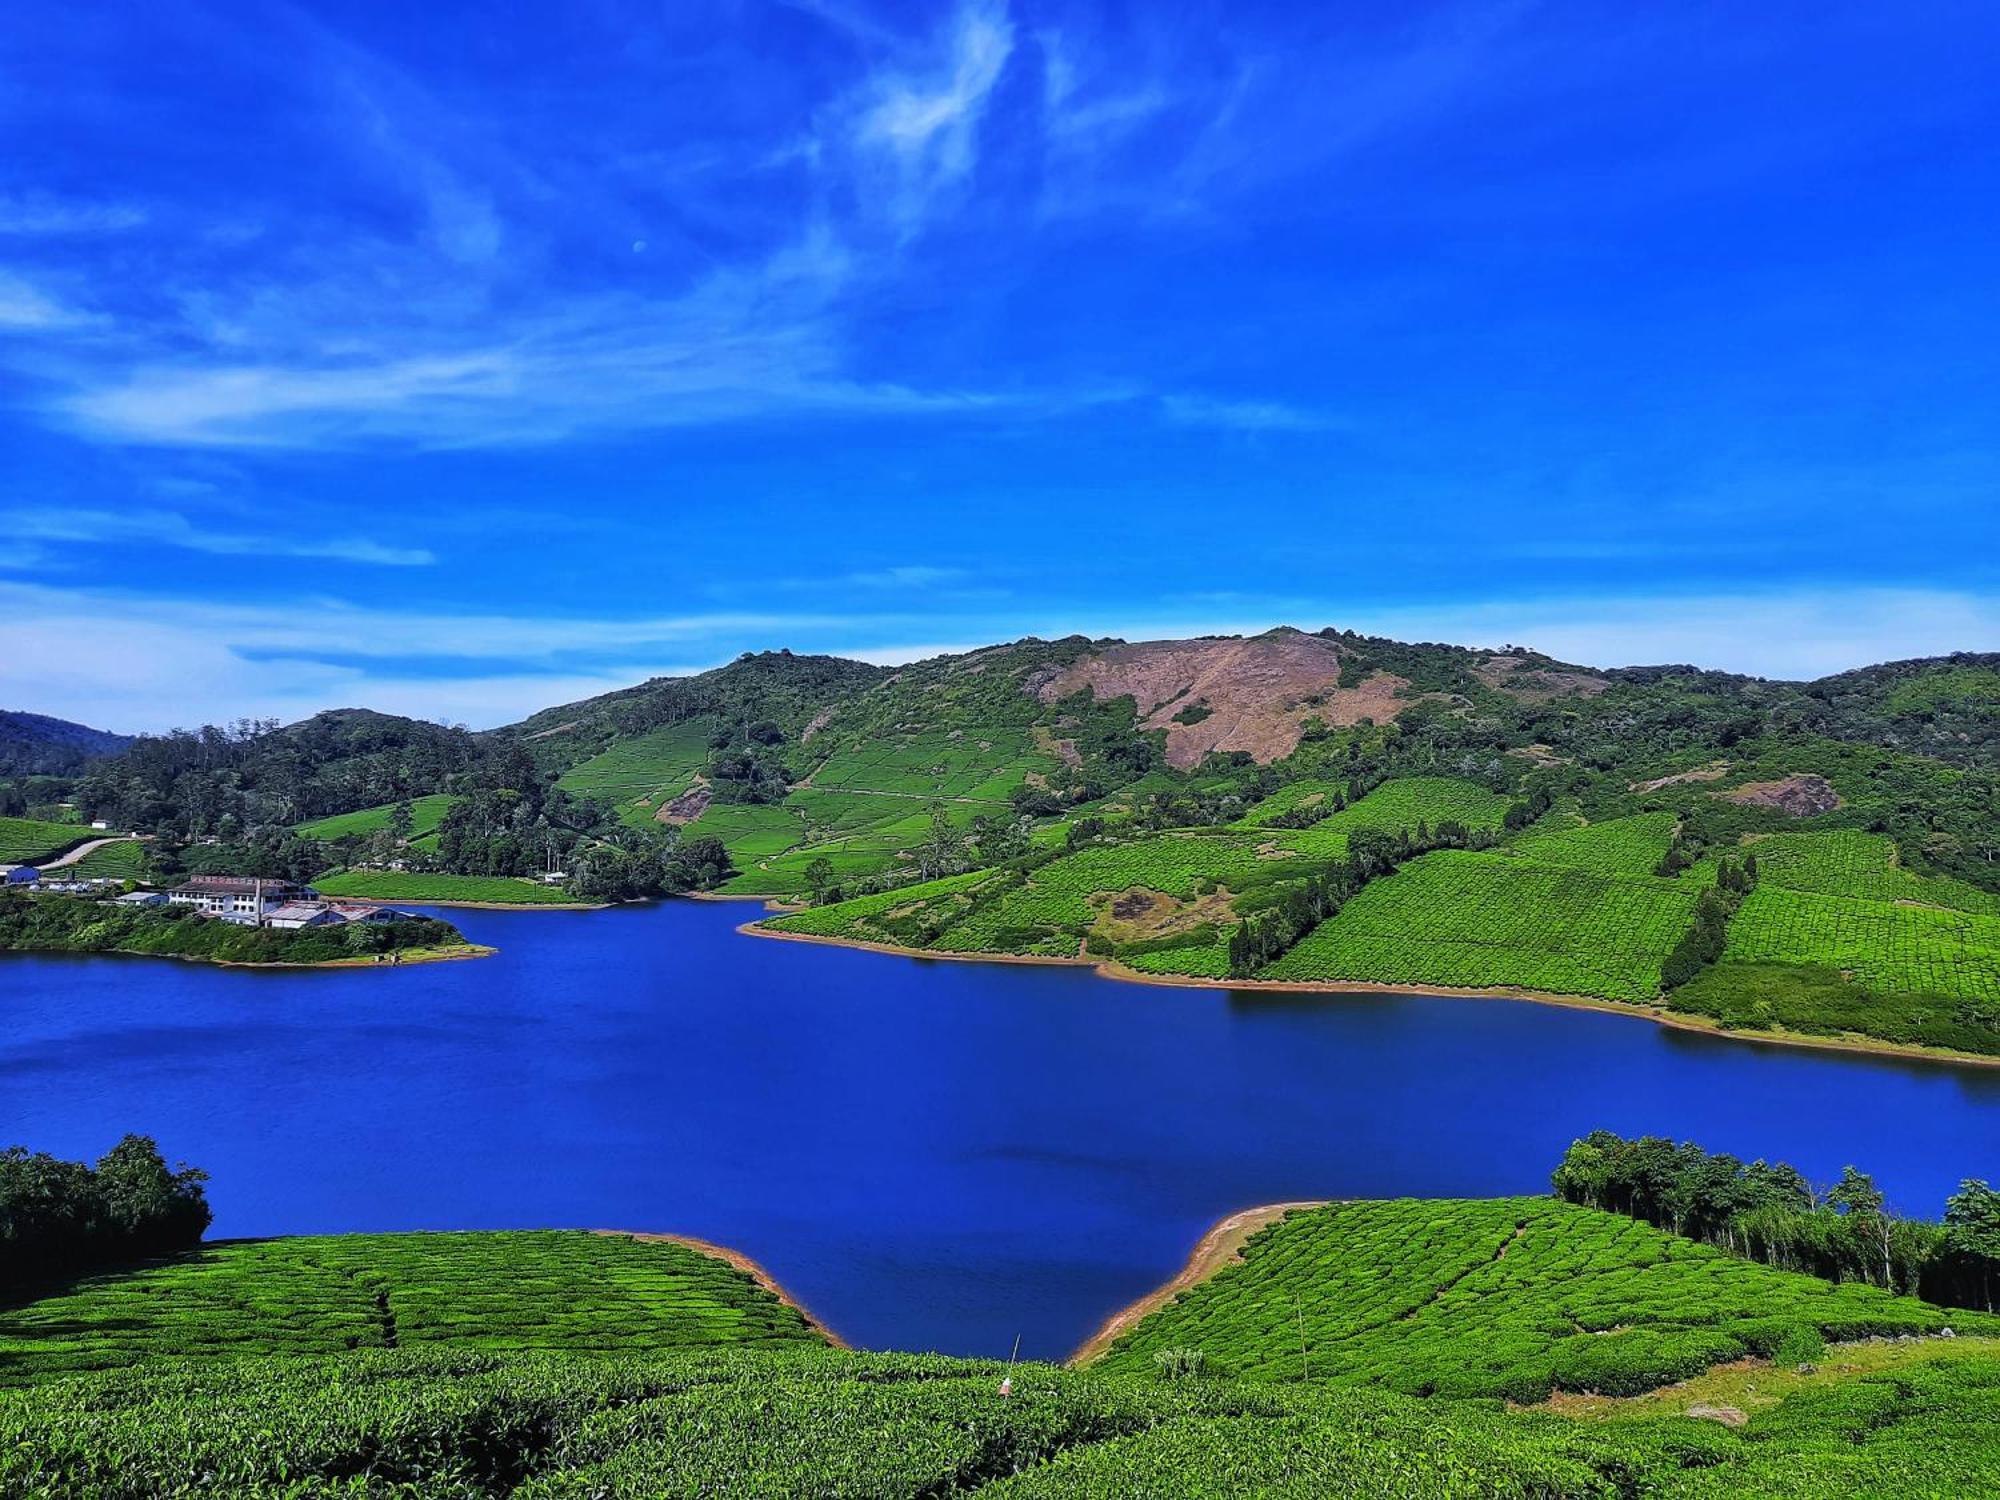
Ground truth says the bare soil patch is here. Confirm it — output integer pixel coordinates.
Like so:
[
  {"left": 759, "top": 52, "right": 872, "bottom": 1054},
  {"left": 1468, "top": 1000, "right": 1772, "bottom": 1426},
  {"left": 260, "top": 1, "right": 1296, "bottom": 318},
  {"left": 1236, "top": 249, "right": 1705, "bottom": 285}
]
[
  {"left": 1035, "top": 632, "right": 1411, "bottom": 768},
  {"left": 1475, "top": 655, "right": 1611, "bottom": 703},
  {"left": 656, "top": 782, "right": 712, "bottom": 825},
  {"left": 1723, "top": 774, "right": 1842, "bottom": 817},
  {"left": 1631, "top": 762, "right": 1730, "bottom": 794}
]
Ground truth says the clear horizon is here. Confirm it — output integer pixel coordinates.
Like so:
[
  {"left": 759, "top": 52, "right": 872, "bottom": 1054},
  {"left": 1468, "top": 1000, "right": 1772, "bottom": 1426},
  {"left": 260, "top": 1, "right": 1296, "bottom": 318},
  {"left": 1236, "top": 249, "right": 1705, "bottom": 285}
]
[{"left": 4, "top": 1, "right": 1997, "bottom": 731}]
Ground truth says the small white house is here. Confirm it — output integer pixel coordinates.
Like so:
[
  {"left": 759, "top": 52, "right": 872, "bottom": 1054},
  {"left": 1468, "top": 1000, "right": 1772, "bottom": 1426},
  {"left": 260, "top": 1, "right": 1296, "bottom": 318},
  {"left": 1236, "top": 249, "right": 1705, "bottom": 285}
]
[{"left": 90, "top": 820, "right": 110, "bottom": 831}]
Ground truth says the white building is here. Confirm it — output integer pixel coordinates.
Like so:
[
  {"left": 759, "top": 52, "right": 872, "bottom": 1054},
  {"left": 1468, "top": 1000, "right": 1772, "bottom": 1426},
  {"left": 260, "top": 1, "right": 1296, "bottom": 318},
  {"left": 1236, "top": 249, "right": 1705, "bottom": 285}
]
[{"left": 168, "top": 876, "right": 314, "bottom": 925}]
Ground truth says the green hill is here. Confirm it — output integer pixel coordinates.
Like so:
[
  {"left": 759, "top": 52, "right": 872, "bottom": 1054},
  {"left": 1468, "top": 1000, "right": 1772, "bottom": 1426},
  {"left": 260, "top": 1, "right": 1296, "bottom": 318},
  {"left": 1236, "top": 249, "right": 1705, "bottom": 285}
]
[
  {"left": 0, "top": 1230, "right": 826, "bottom": 1388},
  {"left": 1089, "top": 1198, "right": 1984, "bottom": 1402}
]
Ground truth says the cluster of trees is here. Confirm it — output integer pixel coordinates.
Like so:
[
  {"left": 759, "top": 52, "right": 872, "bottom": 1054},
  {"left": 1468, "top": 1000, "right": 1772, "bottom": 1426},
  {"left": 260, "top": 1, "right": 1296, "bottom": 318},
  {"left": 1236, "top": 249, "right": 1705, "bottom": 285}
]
[
  {"left": 1227, "top": 822, "right": 1496, "bottom": 976},
  {"left": 1, "top": 1136, "right": 210, "bottom": 1297},
  {"left": 1553, "top": 1130, "right": 2000, "bottom": 1312},
  {"left": 566, "top": 833, "right": 731, "bottom": 902},
  {"left": 0, "top": 892, "right": 466, "bottom": 964},
  {"left": 1661, "top": 857, "right": 1757, "bottom": 988},
  {"left": 72, "top": 712, "right": 488, "bottom": 837}
]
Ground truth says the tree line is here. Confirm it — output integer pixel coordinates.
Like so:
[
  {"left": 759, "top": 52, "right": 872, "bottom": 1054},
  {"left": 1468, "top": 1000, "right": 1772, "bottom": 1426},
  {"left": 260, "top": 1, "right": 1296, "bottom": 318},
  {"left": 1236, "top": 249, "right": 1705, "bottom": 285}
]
[
  {"left": 1553, "top": 1129, "right": 2000, "bottom": 1313},
  {"left": 1, "top": 1136, "right": 211, "bottom": 1299}
]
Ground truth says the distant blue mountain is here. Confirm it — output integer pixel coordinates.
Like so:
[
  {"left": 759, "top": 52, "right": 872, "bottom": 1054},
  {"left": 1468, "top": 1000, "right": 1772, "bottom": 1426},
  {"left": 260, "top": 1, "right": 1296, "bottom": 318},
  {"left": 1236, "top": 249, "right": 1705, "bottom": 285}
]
[{"left": 0, "top": 711, "right": 132, "bottom": 777}]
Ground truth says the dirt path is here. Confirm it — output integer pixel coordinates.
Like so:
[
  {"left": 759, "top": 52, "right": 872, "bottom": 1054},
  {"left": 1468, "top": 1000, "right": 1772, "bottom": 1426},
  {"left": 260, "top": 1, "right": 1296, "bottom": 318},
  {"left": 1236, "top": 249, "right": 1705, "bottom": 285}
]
[
  {"left": 1067, "top": 1201, "right": 1327, "bottom": 1366},
  {"left": 591, "top": 1229, "right": 848, "bottom": 1348},
  {"left": 39, "top": 833, "right": 149, "bottom": 869}
]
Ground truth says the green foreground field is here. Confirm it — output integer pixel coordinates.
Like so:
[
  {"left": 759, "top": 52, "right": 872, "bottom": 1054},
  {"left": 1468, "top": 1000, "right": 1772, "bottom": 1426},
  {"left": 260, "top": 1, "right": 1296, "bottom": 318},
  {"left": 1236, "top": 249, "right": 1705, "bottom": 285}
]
[{"left": 5, "top": 1210, "right": 1999, "bottom": 1496}]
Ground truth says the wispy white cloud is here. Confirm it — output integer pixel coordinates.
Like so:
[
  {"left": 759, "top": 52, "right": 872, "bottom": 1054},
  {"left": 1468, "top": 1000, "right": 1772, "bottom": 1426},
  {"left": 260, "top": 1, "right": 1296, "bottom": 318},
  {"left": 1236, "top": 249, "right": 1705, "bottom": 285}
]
[
  {"left": 851, "top": 1, "right": 1015, "bottom": 234},
  {"left": 0, "top": 194, "right": 148, "bottom": 236},
  {"left": 1, "top": 507, "right": 435, "bottom": 566},
  {"left": 1158, "top": 394, "right": 1339, "bottom": 432},
  {"left": 0, "top": 270, "right": 97, "bottom": 331}
]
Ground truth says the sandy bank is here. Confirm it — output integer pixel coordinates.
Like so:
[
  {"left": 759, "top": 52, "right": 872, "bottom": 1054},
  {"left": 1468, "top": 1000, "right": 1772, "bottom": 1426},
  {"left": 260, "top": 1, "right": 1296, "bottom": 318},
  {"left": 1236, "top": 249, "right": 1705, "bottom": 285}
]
[{"left": 1069, "top": 1201, "right": 1327, "bottom": 1366}]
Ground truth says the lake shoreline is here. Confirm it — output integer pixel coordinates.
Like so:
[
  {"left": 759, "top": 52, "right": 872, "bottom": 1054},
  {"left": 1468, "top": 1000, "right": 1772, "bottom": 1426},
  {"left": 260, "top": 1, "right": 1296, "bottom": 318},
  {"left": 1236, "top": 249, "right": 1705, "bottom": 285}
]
[
  {"left": 1068, "top": 1200, "right": 1329, "bottom": 1367},
  {"left": 739, "top": 918, "right": 2000, "bottom": 1071},
  {"left": 0, "top": 940, "right": 497, "bottom": 970}
]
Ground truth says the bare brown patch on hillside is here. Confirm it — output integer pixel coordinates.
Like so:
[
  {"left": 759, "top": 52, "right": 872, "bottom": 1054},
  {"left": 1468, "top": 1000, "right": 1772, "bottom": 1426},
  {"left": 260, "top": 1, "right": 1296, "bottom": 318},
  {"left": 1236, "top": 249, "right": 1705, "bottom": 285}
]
[
  {"left": 1475, "top": 655, "right": 1611, "bottom": 703},
  {"left": 656, "top": 782, "right": 712, "bottom": 825},
  {"left": 1089, "top": 885, "right": 1235, "bottom": 946},
  {"left": 1723, "top": 774, "right": 1842, "bottom": 817},
  {"left": 523, "top": 720, "right": 580, "bottom": 741},
  {"left": 800, "top": 707, "right": 836, "bottom": 743},
  {"left": 1510, "top": 744, "right": 1571, "bottom": 767},
  {"left": 1036, "top": 633, "right": 1411, "bottom": 769},
  {"left": 1631, "top": 763, "right": 1730, "bottom": 794}
]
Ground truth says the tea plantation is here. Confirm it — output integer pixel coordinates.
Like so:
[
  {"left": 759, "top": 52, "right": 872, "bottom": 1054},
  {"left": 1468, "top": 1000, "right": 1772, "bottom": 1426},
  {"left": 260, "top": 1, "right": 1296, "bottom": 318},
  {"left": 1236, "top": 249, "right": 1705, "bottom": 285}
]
[
  {"left": 0, "top": 814, "right": 103, "bottom": 864},
  {"left": 1090, "top": 1198, "right": 1989, "bottom": 1402},
  {"left": 4, "top": 1216, "right": 1999, "bottom": 1496},
  {"left": 1257, "top": 850, "right": 1702, "bottom": 1002},
  {"left": 0, "top": 1231, "right": 825, "bottom": 1388}
]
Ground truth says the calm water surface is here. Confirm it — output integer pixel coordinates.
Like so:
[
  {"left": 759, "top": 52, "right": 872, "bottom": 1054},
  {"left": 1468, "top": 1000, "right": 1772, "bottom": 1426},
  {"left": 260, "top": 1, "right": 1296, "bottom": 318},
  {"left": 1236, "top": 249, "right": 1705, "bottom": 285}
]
[{"left": 5, "top": 899, "right": 1998, "bottom": 1358}]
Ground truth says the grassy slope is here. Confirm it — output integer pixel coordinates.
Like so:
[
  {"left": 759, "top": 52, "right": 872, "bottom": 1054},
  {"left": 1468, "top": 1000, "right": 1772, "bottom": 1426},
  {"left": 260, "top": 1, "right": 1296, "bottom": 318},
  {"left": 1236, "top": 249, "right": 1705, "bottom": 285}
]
[
  {"left": 1090, "top": 1198, "right": 1987, "bottom": 1402},
  {"left": 295, "top": 793, "right": 459, "bottom": 842},
  {"left": 0, "top": 1231, "right": 824, "bottom": 1387},
  {"left": 311, "top": 871, "right": 586, "bottom": 904},
  {"left": 0, "top": 815, "right": 106, "bottom": 864}
]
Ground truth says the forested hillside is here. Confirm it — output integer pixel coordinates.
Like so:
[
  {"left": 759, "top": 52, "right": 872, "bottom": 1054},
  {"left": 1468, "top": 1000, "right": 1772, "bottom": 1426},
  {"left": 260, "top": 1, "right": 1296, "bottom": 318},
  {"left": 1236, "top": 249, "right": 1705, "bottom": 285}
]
[{"left": 9, "top": 628, "right": 1999, "bottom": 1054}]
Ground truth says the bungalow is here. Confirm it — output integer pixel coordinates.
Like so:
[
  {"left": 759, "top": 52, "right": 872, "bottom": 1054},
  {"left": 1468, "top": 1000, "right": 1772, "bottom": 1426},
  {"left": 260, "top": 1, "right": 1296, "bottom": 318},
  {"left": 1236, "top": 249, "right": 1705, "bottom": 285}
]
[
  {"left": 111, "top": 890, "right": 169, "bottom": 908},
  {"left": 40, "top": 877, "right": 116, "bottom": 895},
  {"left": 168, "top": 875, "right": 314, "bottom": 924}
]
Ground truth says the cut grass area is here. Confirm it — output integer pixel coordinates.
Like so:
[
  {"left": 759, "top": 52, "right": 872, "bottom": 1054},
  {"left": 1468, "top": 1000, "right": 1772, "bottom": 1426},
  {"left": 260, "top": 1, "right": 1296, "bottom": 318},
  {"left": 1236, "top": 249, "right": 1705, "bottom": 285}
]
[
  {"left": 295, "top": 793, "right": 459, "bottom": 843},
  {"left": 1311, "top": 776, "right": 1512, "bottom": 837},
  {"left": 0, "top": 1231, "right": 825, "bottom": 1388},
  {"left": 1507, "top": 812, "right": 1678, "bottom": 880},
  {"left": 1259, "top": 849, "right": 1701, "bottom": 1002},
  {"left": 312, "top": 871, "right": 585, "bottom": 905},
  {"left": 0, "top": 815, "right": 103, "bottom": 865},
  {"left": 1090, "top": 1198, "right": 1984, "bottom": 1403}
]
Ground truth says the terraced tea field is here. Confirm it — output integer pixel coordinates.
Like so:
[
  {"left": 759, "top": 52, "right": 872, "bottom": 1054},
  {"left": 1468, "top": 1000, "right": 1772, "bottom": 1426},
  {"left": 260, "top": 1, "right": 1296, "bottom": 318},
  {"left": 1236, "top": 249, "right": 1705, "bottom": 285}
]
[
  {"left": 60, "top": 837, "right": 150, "bottom": 880},
  {"left": 296, "top": 793, "right": 459, "bottom": 843},
  {"left": 1734, "top": 830, "right": 2000, "bottom": 915},
  {"left": 1259, "top": 849, "right": 1701, "bottom": 1002},
  {"left": 0, "top": 815, "right": 102, "bottom": 865},
  {"left": 311, "top": 872, "right": 584, "bottom": 905},
  {"left": 0, "top": 1231, "right": 826, "bottom": 1387},
  {"left": 1231, "top": 779, "right": 1347, "bottom": 828},
  {"left": 1092, "top": 1198, "right": 1978, "bottom": 1402},
  {"left": 1505, "top": 812, "right": 1677, "bottom": 879},
  {"left": 555, "top": 722, "right": 716, "bottom": 828},
  {"left": 1311, "top": 776, "right": 1511, "bottom": 837},
  {"left": 1722, "top": 885, "right": 2000, "bottom": 1000}
]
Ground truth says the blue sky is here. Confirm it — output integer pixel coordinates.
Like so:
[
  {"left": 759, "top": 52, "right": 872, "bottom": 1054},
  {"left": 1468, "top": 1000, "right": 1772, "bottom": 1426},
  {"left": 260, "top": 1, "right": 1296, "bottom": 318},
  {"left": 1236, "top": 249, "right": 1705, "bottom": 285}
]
[{"left": 3, "top": 0, "right": 1998, "bottom": 731}]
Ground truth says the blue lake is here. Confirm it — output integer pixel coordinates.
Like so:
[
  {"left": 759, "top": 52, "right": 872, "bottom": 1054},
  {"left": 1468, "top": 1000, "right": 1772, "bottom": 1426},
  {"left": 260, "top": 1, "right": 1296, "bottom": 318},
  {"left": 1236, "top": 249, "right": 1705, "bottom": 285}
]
[{"left": 5, "top": 898, "right": 1998, "bottom": 1359}]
